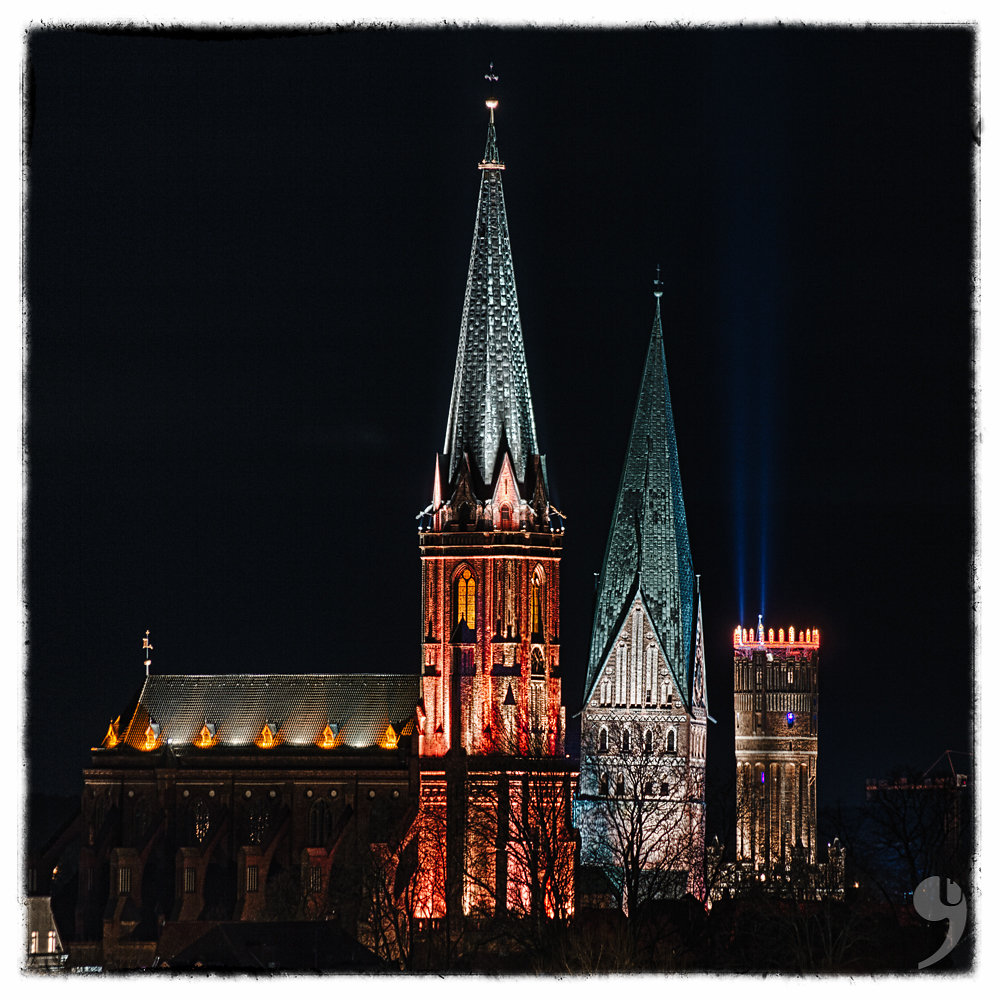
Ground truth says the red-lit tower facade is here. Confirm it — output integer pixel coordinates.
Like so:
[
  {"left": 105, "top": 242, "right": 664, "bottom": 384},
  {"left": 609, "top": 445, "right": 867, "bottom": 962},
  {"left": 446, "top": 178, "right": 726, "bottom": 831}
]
[{"left": 411, "top": 96, "right": 574, "bottom": 924}]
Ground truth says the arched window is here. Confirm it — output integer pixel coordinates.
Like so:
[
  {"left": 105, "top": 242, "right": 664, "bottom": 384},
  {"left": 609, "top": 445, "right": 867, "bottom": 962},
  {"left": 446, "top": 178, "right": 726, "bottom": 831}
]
[
  {"left": 599, "top": 773, "right": 609, "bottom": 796},
  {"left": 599, "top": 728, "right": 608, "bottom": 753},
  {"left": 455, "top": 568, "right": 476, "bottom": 632},
  {"left": 621, "top": 728, "right": 631, "bottom": 754},
  {"left": 666, "top": 728, "right": 676, "bottom": 753},
  {"left": 309, "top": 799, "right": 332, "bottom": 847},
  {"left": 499, "top": 503, "right": 513, "bottom": 530},
  {"left": 615, "top": 774, "right": 625, "bottom": 797},
  {"left": 530, "top": 566, "right": 545, "bottom": 639},
  {"left": 644, "top": 729, "right": 653, "bottom": 754}
]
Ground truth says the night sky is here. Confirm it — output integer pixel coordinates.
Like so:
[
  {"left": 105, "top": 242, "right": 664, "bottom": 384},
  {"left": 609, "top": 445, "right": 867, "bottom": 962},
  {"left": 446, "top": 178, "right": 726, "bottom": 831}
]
[{"left": 24, "top": 27, "right": 975, "bottom": 822}]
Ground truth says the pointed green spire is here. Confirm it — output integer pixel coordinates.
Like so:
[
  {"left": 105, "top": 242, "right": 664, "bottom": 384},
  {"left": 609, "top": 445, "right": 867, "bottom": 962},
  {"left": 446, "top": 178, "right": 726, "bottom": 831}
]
[
  {"left": 443, "top": 100, "right": 538, "bottom": 486},
  {"left": 585, "top": 279, "right": 696, "bottom": 704}
]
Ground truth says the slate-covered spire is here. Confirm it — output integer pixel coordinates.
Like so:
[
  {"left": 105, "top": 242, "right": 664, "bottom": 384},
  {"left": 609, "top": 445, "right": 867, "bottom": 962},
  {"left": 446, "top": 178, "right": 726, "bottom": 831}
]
[
  {"left": 586, "top": 277, "right": 696, "bottom": 702},
  {"left": 442, "top": 99, "right": 539, "bottom": 486}
]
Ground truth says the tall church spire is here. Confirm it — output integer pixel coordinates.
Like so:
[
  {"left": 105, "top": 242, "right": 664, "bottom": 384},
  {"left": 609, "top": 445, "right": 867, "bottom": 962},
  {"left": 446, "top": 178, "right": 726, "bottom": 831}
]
[
  {"left": 585, "top": 277, "right": 696, "bottom": 703},
  {"left": 442, "top": 98, "right": 539, "bottom": 486}
]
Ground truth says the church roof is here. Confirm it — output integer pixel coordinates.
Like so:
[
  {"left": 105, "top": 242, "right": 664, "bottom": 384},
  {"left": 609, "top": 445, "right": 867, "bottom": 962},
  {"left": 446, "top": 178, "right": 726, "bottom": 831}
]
[
  {"left": 442, "top": 106, "right": 539, "bottom": 486},
  {"left": 585, "top": 288, "right": 696, "bottom": 703},
  {"left": 111, "top": 674, "right": 418, "bottom": 753}
]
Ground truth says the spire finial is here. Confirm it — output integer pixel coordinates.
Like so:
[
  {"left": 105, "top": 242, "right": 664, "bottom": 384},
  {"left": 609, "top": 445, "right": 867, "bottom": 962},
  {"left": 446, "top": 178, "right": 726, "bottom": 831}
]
[
  {"left": 653, "top": 264, "right": 664, "bottom": 300},
  {"left": 142, "top": 629, "right": 153, "bottom": 674},
  {"left": 484, "top": 62, "right": 499, "bottom": 123},
  {"left": 757, "top": 612, "right": 765, "bottom": 645}
]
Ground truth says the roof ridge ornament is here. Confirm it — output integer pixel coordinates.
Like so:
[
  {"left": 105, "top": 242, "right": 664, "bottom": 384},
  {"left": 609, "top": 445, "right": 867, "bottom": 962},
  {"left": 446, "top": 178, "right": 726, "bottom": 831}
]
[
  {"left": 142, "top": 629, "right": 153, "bottom": 675},
  {"left": 653, "top": 264, "right": 664, "bottom": 300}
]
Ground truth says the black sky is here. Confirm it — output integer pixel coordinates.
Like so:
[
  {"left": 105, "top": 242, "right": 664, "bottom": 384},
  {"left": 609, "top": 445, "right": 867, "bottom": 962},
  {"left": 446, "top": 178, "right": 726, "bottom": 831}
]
[{"left": 24, "top": 27, "right": 975, "bottom": 817}]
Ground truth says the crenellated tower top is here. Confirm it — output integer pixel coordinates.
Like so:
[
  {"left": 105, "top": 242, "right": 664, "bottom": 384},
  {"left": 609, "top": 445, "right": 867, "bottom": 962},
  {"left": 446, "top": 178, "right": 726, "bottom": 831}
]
[{"left": 733, "top": 622, "right": 821, "bottom": 649}]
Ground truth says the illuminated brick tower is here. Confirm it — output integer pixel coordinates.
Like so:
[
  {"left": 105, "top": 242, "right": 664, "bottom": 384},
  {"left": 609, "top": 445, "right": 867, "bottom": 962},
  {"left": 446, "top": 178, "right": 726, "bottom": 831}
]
[
  {"left": 732, "top": 620, "right": 820, "bottom": 870},
  {"left": 576, "top": 278, "right": 708, "bottom": 905},
  {"left": 412, "top": 93, "right": 574, "bottom": 923}
]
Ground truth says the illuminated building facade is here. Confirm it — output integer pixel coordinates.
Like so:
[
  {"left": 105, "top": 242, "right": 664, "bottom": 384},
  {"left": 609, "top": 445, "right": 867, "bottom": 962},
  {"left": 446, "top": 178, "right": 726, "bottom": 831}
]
[
  {"left": 73, "top": 675, "right": 419, "bottom": 967},
  {"left": 707, "top": 621, "right": 843, "bottom": 901},
  {"left": 575, "top": 279, "right": 708, "bottom": 904},
  {"left": 413, "top": 95, "right": 575, "bottom": 921}
]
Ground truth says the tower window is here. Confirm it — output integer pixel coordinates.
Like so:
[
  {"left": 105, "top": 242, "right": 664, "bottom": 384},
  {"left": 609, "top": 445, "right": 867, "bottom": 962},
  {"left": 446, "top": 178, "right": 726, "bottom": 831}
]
[
  {"left": 184, "top": 867, "right": 196, "bottom": 893},
  {"left": 530, "top": 567, "right": 545, "bottom": 638},
  {"left": 615, "top": 774, "right": 625, "bottom": 797},
  {"left": 599, "top": 728, "right": 608, "bottom": 753},
  {"left": 309, "top": 866, "right": 322, "bottom": 893},
  {"left": 117, "top": 866, "right": 132, "bottom": 895},
  {"left": 531, "top": 648, "right": 545, "bottom": 675},
  {"left": 666, "top": 729, "right": 676, "bottom": 754},
  {"left": 499, "top": 503, "right": 513, "bottom": 530},
  {"left": 599, "top": 773, "right": 609, "bottom": 796},
  {"left": 30, "top": 931, "right": 38, "bottom": 954},
  {"left": 455, "top": 568, "right": 476, "bottom": 631},
  {"left": 644, "top": 729, "right": 653, "bottom": 753},
  {"left": 622, "top": 729, "right": 631, "bottom": 753},
  {"left": 246, "top": 865, "right": 259, "bottom": 892}
]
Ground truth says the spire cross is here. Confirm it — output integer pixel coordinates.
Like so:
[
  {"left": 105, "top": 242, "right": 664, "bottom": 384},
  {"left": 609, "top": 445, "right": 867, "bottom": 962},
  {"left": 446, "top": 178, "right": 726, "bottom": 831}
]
[{"left": 142, "top": 629, "right": 153, "bottom": 674}]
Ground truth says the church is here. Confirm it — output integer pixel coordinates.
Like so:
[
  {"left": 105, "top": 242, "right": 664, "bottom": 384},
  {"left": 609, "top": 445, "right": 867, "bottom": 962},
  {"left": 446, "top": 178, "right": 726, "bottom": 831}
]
[{"left": 55, "top": 92, "right": 710, "bottom": 969}]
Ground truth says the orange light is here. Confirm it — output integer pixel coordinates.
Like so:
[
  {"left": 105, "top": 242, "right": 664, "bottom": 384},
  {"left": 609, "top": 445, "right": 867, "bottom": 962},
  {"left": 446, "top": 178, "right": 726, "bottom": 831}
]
[
  {"left": 195, "top": 723, "right": 216, "bottom": 748},
  {"left": 485, "top": 99, "right": 499, "bottom": 110},
  {"left": 768, "top": 628, "right": 775, "bottom": 642},
  {"left": 102, "top": 716, "right": 121, "bottom": 749},
  {"left": 317, "top": 723, "right": 338, "bottom": 749},
  {"left": 143, "top": 724, "right": 159, "bottom": 751},
  {"left": 381, "top": 724, "right": 399, "bottom": 750},
  {"left": 779, "top": 628, "right": 785, "bottom": 642},
  {"left": 256, "top": 723, "right": 277, "bottom": 749},
  {"left": 789, "top": 626, "right": 795, "bottom": 642}
]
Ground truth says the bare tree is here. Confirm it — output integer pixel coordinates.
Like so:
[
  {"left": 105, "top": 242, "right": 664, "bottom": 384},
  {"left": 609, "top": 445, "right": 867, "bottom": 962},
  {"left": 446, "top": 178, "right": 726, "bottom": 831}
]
[{"left": 581, "top": 745, "right": 703, "bottom": 916}]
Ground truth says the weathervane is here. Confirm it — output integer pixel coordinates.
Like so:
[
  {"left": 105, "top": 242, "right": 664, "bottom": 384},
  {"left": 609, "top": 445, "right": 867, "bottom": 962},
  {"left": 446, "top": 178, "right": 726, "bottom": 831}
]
[
  {"left": 142, "top": 629, "right": 153, "bottom": 674},
  {"left": 484, "top": 61, "right": 498, "bottom": 84}
]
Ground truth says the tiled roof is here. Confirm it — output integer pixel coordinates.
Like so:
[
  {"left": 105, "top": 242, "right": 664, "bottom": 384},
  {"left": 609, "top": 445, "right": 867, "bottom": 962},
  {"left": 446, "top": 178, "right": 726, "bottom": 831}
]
[
  {"left": 443, "top": 114, "right": 539, "bottom": 487},
  {"left": 117, "top": 674, "right": 419, "bottom": 752},
  {"left": 586, "top": 295, "right": 696, "bottom": 704}
]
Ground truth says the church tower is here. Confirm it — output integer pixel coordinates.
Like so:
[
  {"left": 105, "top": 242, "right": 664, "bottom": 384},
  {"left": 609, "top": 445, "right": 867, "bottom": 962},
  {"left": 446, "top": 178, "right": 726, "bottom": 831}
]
[
  {"left": 416, "top": 96, "right": 566, "bottom": 759},
  {"left": 732, "top": 620, "right": 820, "bottom": 868},
  {"left": 412, "top": 93, "right": 574, "bottom": 923},
  {"left": 576, "top": 277, "right": 707, "bottom": 904}
]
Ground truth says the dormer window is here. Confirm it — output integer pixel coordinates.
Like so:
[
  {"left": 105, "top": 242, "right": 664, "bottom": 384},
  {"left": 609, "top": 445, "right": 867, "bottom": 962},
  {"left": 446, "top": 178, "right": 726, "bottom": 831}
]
[
  {"left": 143, "top": 720, "right": 160, "bottom": 751},
  {"left": 318, "top": 721, "right": 339, "bottom": 748},
  {"left": 196, "top": 721, "right": 216, "bottom": 748},
  {"left": 256, "top": 722, "right": 278, "bottom": 749},
  {"left": 499, "top": 503, "right": 513, "bottom": 530}
]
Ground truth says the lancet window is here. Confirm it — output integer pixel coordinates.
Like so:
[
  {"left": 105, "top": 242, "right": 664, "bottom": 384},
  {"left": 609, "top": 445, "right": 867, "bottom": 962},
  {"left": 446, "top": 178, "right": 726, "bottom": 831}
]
[
  {"left": 530, "top": 566, "right": 545, "bottom": 639},
  {"left": 455, "top": 568, "right": 476, "bottom": 632}
]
